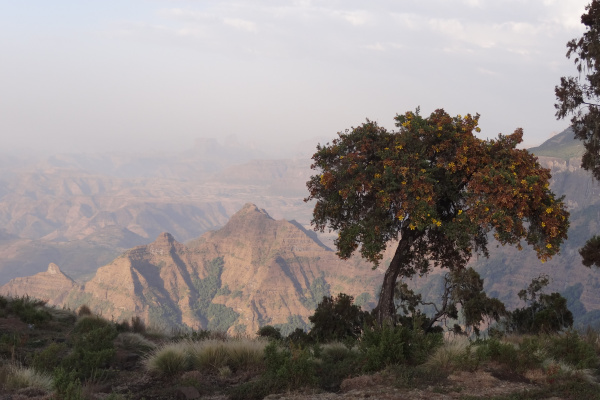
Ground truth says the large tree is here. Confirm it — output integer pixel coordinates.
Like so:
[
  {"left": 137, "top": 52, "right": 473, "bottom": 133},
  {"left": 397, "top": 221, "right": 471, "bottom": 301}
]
[
  {"left": 555, "top": 0, "right": 600, "bottom": 267},
  {"left": 306, "top": 109, "right": 570, "bottom": 325},
  {"left": 555, "top": 0, "right": 600, "bottom": 180}
]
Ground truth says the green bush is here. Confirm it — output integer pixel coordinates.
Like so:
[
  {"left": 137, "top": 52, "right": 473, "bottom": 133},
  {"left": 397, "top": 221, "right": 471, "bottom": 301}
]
[
  {"left": 53, "top": 367, "right": 84, "bottom": 400},
  {"left": 474, "top": 337, "right": 541, "bottom": 372},
  {"left": 546, "top": 330, "right": 598, "bottom": 369},
  {"left": 230, "top": 341, "right": 318, "bottom": 399},
  {"left": 360, "top": 324, "right": 442, "bottom": 372},
  {"left": 8, "top": 296, "right": 52, "bottom": 325},
  {"left": 61, "top": 316, "right": 118, "bottom": 379},
  {"left": 257, "top": 325, "right": 282, "bottom": 340},
  {"left": 508, "top": 276, "right": 574, "bottom": 335},
  {"left": 32, "top": 342, "right": 68, "bottom": 374},
  {"left": 316, "top": 342, "right": 362, "bottom": 391},
  {"left": 309, "top": 293, "right": 373, "bottom": 342}
]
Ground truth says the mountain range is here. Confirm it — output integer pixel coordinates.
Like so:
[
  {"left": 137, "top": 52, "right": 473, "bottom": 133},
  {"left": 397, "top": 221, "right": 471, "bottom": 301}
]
[
  {"left": 0, "top": 204, "right": 383, "bottom": 335},
  {"left": 2, "top": 128, "right": 600, "bottom": 330}
]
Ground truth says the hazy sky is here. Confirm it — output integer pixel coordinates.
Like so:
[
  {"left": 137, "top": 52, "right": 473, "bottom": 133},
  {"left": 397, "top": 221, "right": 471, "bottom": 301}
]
[{"left": 0, "top": 0, "right": 591, "bottom": 155}]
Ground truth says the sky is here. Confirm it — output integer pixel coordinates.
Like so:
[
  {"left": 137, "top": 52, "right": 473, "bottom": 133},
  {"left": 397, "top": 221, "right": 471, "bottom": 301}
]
[{"left": 0, "top": 0, "right": 592, "bottom": 156}]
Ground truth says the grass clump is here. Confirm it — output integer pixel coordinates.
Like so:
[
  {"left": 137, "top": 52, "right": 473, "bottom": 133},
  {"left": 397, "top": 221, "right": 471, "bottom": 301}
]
[
  {"left": 146, "top": 337, "right": 267, "bottom": 376},
  {"left": 114, "top": 332, "right": 156, "bottom": 355},
  {"left": 144, "top": 341, "right": 190, "bottom": 376},
  {"left": 3, "top": 364, "right": 53, "bottom": 392}
]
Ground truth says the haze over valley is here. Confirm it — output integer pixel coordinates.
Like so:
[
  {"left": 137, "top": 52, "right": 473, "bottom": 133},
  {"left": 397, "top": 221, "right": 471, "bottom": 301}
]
[{"left": 2, "top": 128, "right": 600, "bottom": 333}]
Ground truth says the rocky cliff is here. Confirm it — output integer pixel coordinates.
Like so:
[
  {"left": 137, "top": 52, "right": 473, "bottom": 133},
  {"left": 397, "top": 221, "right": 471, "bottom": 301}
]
[{"left": 0, "top": 204, "right": 382, "bottom": 335}]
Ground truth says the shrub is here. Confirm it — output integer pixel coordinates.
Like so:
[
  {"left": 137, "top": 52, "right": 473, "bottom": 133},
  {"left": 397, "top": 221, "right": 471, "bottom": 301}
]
[
  {"left": 130, "top": 315, "right": 146, "bottom": 333},
  {"left": 32, "top": 342, "right": 68, "bottom": 374},
  {"left": 230, "top": 341, "right": 318, "bottom": 399},
  {"left": 546, "top": 330, "right": 598, "bottom": 369},
  {"left": 77, "top": 304, "right": 92, "bottom": 317},
  {"left": 360, "top": 324, "right": 442, "bottom": 372},
  {"left": 508, "top": 276, "right": 574, "bottom": 334},
  {"left": 317, "top": 342, "right": 362, "bottom": 391},
  {"left": 257, "top": 325, "right": 282, "bottom": 341},
  {"left": 8, "top": 296, "right": 52, "bottom": 325},
  {"left": 423, "top": 337, "right": 470, "bottom": 372},
  {"left": 53, "top": 367, "right": 84, "bottom": 400},
  {"left": 309, "top": 293, "right": 373, "bottom": 342},
  {"left": 144, "top": 342, "right": 190, "bottom": 376},
  {"left": 264, "top": 341, "right": 317, "bottom": 389},
  {"left": 114, "top": 332, "right": 156, "bottom": 355},
  {"left": 62, "top": 315, "right": 118, "bottom": 379}
]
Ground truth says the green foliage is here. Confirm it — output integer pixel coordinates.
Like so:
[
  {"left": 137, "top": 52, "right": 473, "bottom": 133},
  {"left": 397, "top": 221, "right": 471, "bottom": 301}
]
[
  {"left": 264, "top": 341, "right": 318, "bottom": 389},
  {"left": 7, "top": 296, "right": 52, "bottom": 325},
  {"left": 61, "top": 316, "right": 118, "bottom": 379},
  {"left": 316, "top": 343, "right": 362, "bottom": 391},
  {"left": 307, "top": 108, "right": 570, "bottom": 323},
  {"left": 257, "top": 325, "right": 282, "bottom": 340},
  {"left": 53, "top": 367, "right": 84, "bottom": 400},
  {"left": 145, "top": 343, "right": 190, "bottom": 376},
  {"left": 309, "top": 293, "right": 373, "bottom": 342},
  {"left": 229, "top": 341, "right": 317, "bottom": 400},
  {"left": 274, "top": 315, "right": 310, "bottom": 337},
  {"left": 546, "top": 330, "right": 598, "bottom": 369},
  {"left": 32, "top": 342, "right": 68, "bottom": 374},
  {"left": 580, "top": 235, "right": 600, "bottom": 268},
  {"left": 191, "top": 257, "right": 239, "bottom": 331},
  {"left": 354, "top": 292, "right": 372, "bottom": 308},
  {"left": 555, "top": 0, "right": 600, "bottom": 180},
  {"left": 300, "top": 275, "right": 331, "bottom": 310},
  {"left": 360, "top": 324, "right": 443, "bottom": 371},
  {"left": 205, "top": 303, "right": 239, "bottom": 332},
  {"left": 508, "top": 276, "right": 573, "bottom": 334}
]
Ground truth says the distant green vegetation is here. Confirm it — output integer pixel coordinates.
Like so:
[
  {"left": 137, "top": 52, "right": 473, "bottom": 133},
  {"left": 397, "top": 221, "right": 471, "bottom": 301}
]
[
  {"left": 300, "top": 274, "right": 331, "bottom": 311},
  {"left": 192, "top": 257, "right": 239, "bottom": 331}
]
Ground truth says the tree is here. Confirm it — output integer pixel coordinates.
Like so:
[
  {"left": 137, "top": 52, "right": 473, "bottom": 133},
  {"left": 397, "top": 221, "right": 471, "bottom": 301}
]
[
  {"left": 555, "top": 0, "right": 600, "bottom": 266},
  {"left": 394, "top": 268, "right": 507, "bottom": 336},
  {"left": 556, "top": 0, "right": 600, "bottom": 179},
  {"left": 508, "top": 275, "right": 573, "bottom": 334},
  {"left": 308, "top": 293, "right": 373, "bottom": 342},
  {"left": 306, "top": 109, "right": 570, "bottom": 325}
]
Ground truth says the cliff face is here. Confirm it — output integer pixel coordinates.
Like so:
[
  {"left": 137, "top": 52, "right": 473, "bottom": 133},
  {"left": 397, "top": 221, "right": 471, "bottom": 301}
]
[
  {"left": 0, "top": 263, "right": 79, "bottom": 305},
  {"left": 0, "top": 204, "right": 382, "bottom": 335}
]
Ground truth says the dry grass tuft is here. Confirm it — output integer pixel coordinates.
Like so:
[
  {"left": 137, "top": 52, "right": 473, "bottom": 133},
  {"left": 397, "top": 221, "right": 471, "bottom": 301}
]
[
  {"left": 423, "top": 336, "right": 470, "bottom": 371},
  {"left": 3, "top": 364, "right": 53, "bottom": 391},
  {"left": 115, "top": 332, "right": 156, "bottom": 354}
]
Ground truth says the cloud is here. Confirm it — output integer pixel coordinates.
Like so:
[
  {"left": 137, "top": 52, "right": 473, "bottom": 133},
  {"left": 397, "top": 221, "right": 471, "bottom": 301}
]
[{"left": 223, "top": 17, "right": 257, "bottom": 32}]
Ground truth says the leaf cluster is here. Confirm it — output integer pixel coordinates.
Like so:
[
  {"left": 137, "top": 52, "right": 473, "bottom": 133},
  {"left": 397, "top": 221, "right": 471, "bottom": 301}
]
[
  {"left": 556, "top": 0, "right": 600, "bottom": 180},
  {"left": 306, "top": 109, "right": 569, "bottom": 277}
]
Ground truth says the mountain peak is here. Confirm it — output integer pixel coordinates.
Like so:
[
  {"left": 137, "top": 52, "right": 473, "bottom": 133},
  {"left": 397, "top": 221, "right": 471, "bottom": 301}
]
[
  {"left": 47, "top": 263, "right": 61, "bottom": 275},
  {"left": 237, "top": 203, "right": 272, "bottom": 218},
  {"left": 154, "top": 232, "right": 175, "bottom": 244}
]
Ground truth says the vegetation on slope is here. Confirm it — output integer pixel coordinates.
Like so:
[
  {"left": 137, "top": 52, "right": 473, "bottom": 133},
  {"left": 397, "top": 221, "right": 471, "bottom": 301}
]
[{"left": 0, "top": 282, "right": 599, "bottom": 400}]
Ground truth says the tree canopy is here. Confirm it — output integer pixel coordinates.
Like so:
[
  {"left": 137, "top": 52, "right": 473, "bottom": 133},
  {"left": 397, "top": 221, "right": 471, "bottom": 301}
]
[
  {"left": 306, "top": 108, "right": 570, "bottom": 324},
  {"left": 555, "top": 0, "right": 600, "bottom": 180}
]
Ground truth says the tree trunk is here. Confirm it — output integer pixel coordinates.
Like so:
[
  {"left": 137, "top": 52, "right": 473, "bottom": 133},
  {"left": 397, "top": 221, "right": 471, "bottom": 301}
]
[{"left": 373, "top": 228, "right": 418, "bottom": 326}]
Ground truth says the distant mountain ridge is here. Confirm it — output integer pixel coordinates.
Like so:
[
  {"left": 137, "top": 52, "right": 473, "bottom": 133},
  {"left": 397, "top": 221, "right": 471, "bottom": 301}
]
[
  {"left": 3, "top": 127, "right": 600, "bottom": 330},
  {"left": 0, "top": 204, "right": 382, "bottom": 335}
]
